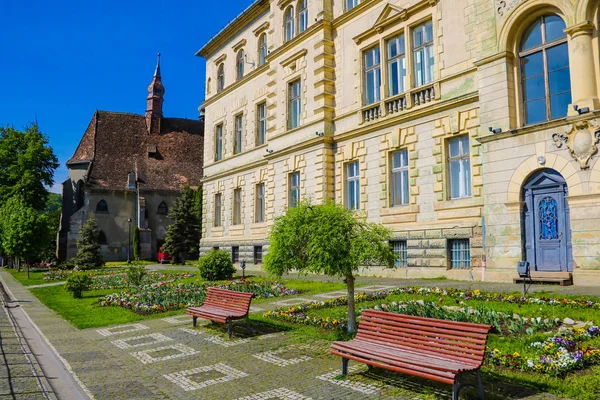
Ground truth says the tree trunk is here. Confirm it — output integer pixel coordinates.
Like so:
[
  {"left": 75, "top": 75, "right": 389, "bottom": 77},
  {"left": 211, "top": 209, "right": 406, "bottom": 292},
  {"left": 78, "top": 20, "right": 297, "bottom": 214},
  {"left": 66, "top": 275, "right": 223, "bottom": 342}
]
[
  {"left": 346, "top": 274, "right": 357, "bottom": 334},
  {"left": 16, "top": 258, "right": 20, "bottom": 272}
]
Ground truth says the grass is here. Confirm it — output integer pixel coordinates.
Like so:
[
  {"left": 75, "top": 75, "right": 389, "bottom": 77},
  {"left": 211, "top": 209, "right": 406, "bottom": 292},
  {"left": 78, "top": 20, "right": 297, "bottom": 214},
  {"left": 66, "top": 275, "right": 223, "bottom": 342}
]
[
  {"left": 104, "top": 260, "right": 155, "bottom": 266},
  {"left": 5, "top": 268, "right": 47, "bottom": 286}
]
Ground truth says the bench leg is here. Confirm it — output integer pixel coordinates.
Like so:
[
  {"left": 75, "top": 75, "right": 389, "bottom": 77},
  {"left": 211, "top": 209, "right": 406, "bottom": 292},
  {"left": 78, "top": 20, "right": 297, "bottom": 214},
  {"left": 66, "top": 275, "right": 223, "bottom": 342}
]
[
  {"left": 341, "top": 358, "right": 348, "bottom": 376},
  {"left": 192, "top": 316, "right": 197, "bottom": 327},
  {"left": 228, "top": 320, "right": 233, "bottom": 339},
  {"left": 477, "top": 370, "right": 485, "bottom": 400},
  {"left": 366, "top": 364, "right": 373, "bottom": 373}
]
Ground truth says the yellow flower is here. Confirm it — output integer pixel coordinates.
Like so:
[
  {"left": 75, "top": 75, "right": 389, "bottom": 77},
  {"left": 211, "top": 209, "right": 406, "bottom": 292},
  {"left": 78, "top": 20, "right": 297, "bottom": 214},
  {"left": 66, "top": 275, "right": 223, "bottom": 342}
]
[
  {"left": 513, "top": 352, "right": 520, "bottom": 358},
  {"left": 535, "top": 365, "right": 542, "bottom": 370},
  {"left": 473, "top": 290, "right": 481, "bottom": 295}
]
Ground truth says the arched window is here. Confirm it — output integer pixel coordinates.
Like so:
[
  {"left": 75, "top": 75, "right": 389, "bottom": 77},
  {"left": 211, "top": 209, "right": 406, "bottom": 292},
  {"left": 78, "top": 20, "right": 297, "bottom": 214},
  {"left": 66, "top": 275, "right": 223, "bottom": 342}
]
[
  {"left": 519, "top": 15, "right": 571, "bottom": 125},
  {"left": 206, "top": 78, "right": 212, "bottom": 95},
  {"left": 98, "top": 231, "right": 108, "bottom": 245},
  {"left": 217, "top": 63, "right": 225, "bottom": 92},
  {"left": 258, "top": 33, "right": 268, "bottom": 66},
  {"left": 157, "top": 201, "right": 168, "bottom": 215},
  {"left": 285, "top": 7, "right": 295, "bottom": 42},
  {"left": 96, "top": 200, "right": 108, "bottom": 213},
  {"left": 75, "top": 180, "right": 84, "bottom": 210},
  {"left": 236, "top": 50, "right": 245, "bottom": 80},
  {"left": 298, "top": 0, "right": 308, "bottom": 34}
]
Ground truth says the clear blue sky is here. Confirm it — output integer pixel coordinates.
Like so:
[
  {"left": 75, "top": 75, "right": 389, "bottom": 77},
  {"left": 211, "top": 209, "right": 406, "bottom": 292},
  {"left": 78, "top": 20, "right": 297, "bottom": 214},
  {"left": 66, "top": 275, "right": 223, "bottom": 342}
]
[{"left": 0, "top": 0, "right": 251, "bottom": 193}]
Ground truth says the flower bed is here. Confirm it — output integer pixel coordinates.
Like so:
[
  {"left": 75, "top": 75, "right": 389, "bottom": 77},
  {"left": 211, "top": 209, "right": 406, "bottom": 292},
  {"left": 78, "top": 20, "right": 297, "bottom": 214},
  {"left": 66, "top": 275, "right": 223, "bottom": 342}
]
[
  {"left": 88, "top": 271, "right": 194, "bottom": 290},
  {"left": 488, "top": 327, "right": 600, "bottom": 376},
  {"left": 98, "top": 279, "right": 298, "bottom": 314}
]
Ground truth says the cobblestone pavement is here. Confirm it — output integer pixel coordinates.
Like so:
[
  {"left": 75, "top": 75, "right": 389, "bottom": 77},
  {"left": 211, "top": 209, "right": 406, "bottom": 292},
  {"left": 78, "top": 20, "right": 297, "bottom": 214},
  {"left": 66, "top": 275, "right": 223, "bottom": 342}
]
[{"left": 0, "top": 269, "right": 580, "bottom": 399}]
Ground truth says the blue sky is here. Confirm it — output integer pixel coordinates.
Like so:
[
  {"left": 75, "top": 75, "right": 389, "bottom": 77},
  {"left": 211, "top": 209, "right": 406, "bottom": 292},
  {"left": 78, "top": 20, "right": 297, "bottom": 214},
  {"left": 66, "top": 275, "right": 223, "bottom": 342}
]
[{"left": 0, "top": 0, "right": 251, "bottom": 193}]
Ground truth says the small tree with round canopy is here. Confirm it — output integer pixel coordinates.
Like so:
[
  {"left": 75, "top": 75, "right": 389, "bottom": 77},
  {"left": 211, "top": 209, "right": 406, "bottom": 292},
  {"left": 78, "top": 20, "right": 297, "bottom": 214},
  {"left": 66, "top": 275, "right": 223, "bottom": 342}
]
[{"left": 263, "top": 199, "right": 396, "bottom": 333}]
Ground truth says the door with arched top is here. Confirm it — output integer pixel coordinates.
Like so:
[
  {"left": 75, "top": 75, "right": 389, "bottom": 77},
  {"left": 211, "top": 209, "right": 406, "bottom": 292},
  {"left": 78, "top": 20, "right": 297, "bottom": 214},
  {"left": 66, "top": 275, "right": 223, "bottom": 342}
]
[{"left": 523, "top": 169, "right": 572, "bottom": 272}]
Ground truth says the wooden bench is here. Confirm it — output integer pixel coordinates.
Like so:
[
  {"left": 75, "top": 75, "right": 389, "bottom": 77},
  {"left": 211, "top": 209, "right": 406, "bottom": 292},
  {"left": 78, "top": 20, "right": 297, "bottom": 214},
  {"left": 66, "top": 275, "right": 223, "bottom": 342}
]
[
  {"left": 331, "top": 309, "right": 492, "bottom": 400},
  {"left": 186, "top": 288, "right": 254, "bottom": 338}
]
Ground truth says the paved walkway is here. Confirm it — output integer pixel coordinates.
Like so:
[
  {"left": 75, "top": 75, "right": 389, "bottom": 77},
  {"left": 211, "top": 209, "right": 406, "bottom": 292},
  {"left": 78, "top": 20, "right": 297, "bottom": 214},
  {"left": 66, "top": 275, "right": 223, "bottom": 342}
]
[{"left": 0, "top": 268, "right": 588, "bottom": 399}]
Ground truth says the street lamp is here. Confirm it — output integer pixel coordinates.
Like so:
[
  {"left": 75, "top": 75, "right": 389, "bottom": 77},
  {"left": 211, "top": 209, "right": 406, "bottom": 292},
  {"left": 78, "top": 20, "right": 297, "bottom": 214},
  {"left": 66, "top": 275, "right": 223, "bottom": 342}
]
[{"left": 127, "top": 218, "right": 132, "bottom": 264}]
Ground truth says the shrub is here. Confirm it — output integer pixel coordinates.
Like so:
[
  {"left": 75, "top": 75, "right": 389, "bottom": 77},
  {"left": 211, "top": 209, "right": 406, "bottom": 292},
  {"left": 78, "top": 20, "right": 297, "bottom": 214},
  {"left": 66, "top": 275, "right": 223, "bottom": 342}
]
[
  {"left": 197, "top": 250, "right": 236, "bottom": 281},
  {"left": 64, "top": 274, "right": 93, "bottom": 298},
  {"left": 125, "top": 265, "right": 147, "bottom": 287}
]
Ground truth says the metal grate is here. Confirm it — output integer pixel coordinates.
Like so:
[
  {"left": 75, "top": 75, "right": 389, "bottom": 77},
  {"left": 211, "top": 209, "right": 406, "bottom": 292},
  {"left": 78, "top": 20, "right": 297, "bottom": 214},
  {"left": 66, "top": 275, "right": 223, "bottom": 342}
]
[
  {"left": 449, "top": 239, "right": 471, "bottom": 269},
  {"left": 253, "top": 246, "right": 263, "bottom": 264},
  {"left": 391, "top": 240, "right": 408, "bottom": 267},
  {"left": 232, "top": 246, "right": 239, "bottom": 263}
]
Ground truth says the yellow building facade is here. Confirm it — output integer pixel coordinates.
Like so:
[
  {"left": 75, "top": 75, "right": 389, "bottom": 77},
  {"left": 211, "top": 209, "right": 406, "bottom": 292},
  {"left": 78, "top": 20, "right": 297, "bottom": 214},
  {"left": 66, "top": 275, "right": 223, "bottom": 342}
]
[{"left": 198, "top": 0, "right": 600, "bottom": 283}]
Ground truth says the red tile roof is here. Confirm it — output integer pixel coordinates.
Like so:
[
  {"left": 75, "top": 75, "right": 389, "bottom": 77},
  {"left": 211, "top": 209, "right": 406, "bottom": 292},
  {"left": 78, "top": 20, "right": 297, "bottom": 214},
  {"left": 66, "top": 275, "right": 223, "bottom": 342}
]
[{"left": 68, "top": 111, "right": 204, "bottom": 191}]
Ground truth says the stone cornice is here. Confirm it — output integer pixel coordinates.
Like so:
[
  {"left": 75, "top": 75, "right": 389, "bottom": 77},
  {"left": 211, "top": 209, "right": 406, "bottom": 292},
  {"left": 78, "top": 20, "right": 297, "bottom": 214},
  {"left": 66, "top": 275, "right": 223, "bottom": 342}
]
[
  {"left": 196, "top": 0, "right": 270, "bottom": 58},
  {"left": 202, "top": 158, "right": 268, "bottom": 183},
  {"left": 253, "top": 21, "right": 270, "bottom": 37},
  {"left": 264, "top": 136, "right": 333, "bottom": 160},
  {"left": 333, "top": 0, "right": 380, "bottom": 28},
  {"left": 232, "top": 38, "right": 247, "bottom": 52},
  {"left": 473, "top": 51, "right": 513, "bottom": 67},
  {"left": 201, "top": 63, "right": 269, "bottom": 108},
  {"left": 279, "top": 49, "right": 307, "bottom": 68},
  {"left": 265, "top": 20, "right": 326, "bottom": 62},
  {"left": 277, "top": 0, "right": 294, "bottom": 10},
  {"left": 213, "top": 53, "right": 227, "bottom": 65},
  {"left": 564, "top": 21, "right": 595, "bottom": 38}
]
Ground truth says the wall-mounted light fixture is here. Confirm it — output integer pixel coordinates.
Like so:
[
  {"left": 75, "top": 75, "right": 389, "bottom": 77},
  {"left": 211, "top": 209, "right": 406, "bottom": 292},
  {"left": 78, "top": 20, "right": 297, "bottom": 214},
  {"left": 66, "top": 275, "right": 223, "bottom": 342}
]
[
  {"left": 315, "top": 131, "right": 324, "bottom": 137},
  {"left": 573, "top": 104, "right": 590, "bottom": 115},
  {"left": 266, "top": 148, "right": 274, "bottom": 154},
  {"left": 488, "top": 127, "right": 502, "bottom": 134}
]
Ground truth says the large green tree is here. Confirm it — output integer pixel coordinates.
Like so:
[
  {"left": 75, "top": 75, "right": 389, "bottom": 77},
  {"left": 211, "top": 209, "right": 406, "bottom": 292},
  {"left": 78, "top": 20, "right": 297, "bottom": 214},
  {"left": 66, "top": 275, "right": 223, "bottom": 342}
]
[
  {"left": 264, "top": 200, "right": 396, "bottom": 333},
  {"left": 164, "top": 186, "right": 202, "bottom": 264},
  {"left": 0, "top": 124, "right": 59, "bottom": 211},
  {"left": 74, "top": 213, "right": 103, "bottom": 270},
  {"left": 0, "top": 196, "right": 42, "bottom": 273}
]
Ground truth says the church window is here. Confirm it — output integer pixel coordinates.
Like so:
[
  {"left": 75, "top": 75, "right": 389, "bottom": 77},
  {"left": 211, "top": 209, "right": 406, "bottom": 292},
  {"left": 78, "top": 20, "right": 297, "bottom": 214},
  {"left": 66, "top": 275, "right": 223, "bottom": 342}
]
[
  {"left": 98, "top": 231, "right": 108, "bottom": 245},
  {"left": 75, "top": 180, "right": 85, "bottom": 210},
  {"left": 157, "top": 201, "right": 168, "bottom": 215},
  {"left": 96, "top": 200, "right": 108, "bottom": 213}
]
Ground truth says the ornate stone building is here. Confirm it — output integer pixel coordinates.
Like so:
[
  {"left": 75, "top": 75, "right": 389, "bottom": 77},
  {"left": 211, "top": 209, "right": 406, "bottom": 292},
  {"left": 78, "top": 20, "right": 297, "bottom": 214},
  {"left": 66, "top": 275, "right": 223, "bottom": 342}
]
[
  {"left": 197, "top": 0, "right": 600, "bottom": 284},
  {"left": 58, "top": 57, "right": 204, "bottom": 262}
]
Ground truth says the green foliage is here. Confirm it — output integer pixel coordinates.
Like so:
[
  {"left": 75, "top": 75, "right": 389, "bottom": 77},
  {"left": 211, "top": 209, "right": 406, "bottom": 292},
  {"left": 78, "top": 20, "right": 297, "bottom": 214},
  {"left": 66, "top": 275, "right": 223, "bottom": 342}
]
[
  {"left": 264, "top": 199, "right": 395, "bottom": 332},
  {"left": 133, "top": 226, "right": 141, "bottom": 261},
  {"left": 125, "top": 265, "right": 147, "bottom": 287},
  {"left": 64, "top": 274, "right": 92, "bottom": 298},
  {"left": 37, "top": 195, "right": 62, "bottom": 262},
  {"left": 197, "top": 249, "right": 236, "bottom": 281},
  {"left": 164, "top": 186, "right": 202, "bottom": 264},
  {"left": 74, "top": 213, "right": 103, "bottom": 270},
  {"left": 0, "top": 124, "right": 59, "bottom": 211},
  {"left": 0, "top": 196, "right": 43, "bottom": 268}
]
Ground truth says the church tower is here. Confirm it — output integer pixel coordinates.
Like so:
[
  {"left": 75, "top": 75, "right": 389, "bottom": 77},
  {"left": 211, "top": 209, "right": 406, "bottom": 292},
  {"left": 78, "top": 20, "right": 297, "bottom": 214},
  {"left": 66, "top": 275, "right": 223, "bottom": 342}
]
[{"left": 146, "top": 53, "right": 165, "bottom": 119}]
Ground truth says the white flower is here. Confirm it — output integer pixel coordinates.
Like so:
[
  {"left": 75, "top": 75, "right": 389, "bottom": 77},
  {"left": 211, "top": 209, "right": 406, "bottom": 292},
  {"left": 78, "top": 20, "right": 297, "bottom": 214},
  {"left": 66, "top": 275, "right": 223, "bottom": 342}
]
[{"left": 527, "top": 360, "right": 534, "bottom": 368}]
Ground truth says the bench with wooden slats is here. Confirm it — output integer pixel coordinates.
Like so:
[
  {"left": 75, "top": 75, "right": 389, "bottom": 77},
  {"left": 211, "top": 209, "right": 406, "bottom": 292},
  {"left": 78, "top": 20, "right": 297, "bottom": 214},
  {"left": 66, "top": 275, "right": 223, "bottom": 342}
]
[
  {"left": 331, "top": 309, "right": 491, "bottom": 400},
  {"left": 186, "top": 288, "right": 254, "bottom": 338}
]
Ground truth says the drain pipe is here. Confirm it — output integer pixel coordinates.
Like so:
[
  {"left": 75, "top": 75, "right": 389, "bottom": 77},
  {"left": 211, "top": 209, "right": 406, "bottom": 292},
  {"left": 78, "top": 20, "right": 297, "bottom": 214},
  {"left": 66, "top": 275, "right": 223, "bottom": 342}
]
[{"left": 481, "top": 215, "right": 486, "bottom": 282}]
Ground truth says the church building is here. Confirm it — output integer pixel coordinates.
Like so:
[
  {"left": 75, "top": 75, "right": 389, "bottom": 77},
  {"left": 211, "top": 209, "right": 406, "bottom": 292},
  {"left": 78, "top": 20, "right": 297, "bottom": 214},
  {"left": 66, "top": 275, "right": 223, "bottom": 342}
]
[{"left": 58, "top": 56, "right": 204, "bottom": 262}]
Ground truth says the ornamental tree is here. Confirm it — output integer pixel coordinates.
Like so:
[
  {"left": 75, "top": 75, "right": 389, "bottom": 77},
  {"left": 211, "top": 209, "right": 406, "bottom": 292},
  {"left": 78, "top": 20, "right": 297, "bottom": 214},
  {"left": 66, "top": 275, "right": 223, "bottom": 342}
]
[
  {"left": 74, "top": 213, "right": 103, "bottom": 270},
  {"left": 164, "top": 185, "right": 202, "bottom": 264},
  {"left": 0, "top": 196, "right": 41, "bottom": 274},
  {"left": 264, "top": 199, "right": 396, "bottom": 333}
]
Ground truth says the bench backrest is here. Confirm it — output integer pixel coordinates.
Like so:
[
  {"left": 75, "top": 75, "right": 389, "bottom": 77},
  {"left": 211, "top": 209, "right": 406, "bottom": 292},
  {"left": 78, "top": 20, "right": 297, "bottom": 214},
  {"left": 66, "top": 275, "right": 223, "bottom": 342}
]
[
  {"left": 357, "top": 309, "right": 491, "bottom": 366},
  {"left": 203, "top": 288, "right": 254, "bottom": 313}
]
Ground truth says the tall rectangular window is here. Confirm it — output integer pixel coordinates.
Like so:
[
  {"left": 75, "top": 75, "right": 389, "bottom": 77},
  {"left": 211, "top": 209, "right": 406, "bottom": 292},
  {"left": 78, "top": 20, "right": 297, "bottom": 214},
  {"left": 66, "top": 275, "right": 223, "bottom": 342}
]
[
  {"left": 288, "top": 80, "right": 301, "bottom": 129},
  {"left": 412, "top": 21, "right": 434, "bottom": 87},
  {"left": 448, "top": 136, "right": 471, "bottom": 199},
  {"left": 364, "top": 47, "right": 381, "bottom": 105},
  {"left": 234, "top": 115, "right": 243, "bottom": 155},
  {"left": 387, "top": 34, "right": 407, "bottom": 96},
  {"left": 298, "top": 0, "right": 308, "bottom": 33},
  {"left": 214, "top": 193, "right": 222, "bottom": 227},
  {"left": 233, "top": 188, "right": 242, "bottom": 225},
  {"left": 390, "top": 150, "right": 409, "bottom": 206},
  {"left": 449, "top": 239, "right": 470, "bottom": 269},
  {"left": 232, "top": 246, "right": 239, "bottom": 263},
  {"left": 391, "top": 240, "right": 408, "bottom": 267},
  {"left": 255, "top": 183, "right": 265, "bottom": 223},
  {"left": 289, "top": 172, "right": 300, "bottom": 208},
  {"left": 346, "top": 161, "right": 360, "bottom": 210},
  {"left": 346, "top": 0, "right": 359, "bottom": 11},
  {"left": 253, "top": 246, "right": 263, "bottom": 264},
  {"left": 214, "top": 124, "right": 223, "bottom": 161},
  {"left": 256, "top": 102, "right": 267, "bottom": 146}
]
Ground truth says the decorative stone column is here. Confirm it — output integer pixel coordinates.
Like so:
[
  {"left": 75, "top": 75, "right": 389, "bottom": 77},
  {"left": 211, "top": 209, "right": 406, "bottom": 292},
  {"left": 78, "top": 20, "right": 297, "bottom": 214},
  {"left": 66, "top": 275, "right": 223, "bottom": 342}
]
[{"left": 565, "top": 22, "right": 600, "bottom": 115}]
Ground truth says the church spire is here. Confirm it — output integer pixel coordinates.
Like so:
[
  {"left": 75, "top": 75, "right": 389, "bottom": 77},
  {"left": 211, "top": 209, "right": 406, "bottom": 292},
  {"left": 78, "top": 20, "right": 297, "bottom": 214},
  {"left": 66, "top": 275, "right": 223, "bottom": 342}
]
[{"left": 146, "top": 53, "right": 164, "bottom": 119}]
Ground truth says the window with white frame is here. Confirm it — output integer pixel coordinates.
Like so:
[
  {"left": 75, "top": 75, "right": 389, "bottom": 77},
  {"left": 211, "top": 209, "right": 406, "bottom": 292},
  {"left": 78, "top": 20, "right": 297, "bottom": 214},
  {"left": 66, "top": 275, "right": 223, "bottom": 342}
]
[
  {"left": 214, "top": 193, "right": 222, "bottom": 227},
  {"left": 289, "top": 172, "right": 300, "bottom": 208},
  {"left": 391, "top": 240, "right": 408, "bottom": 267},
  {"left": 236, "top": 50, "right": 244, "bottom": 81},
  {"left": 346, "top": 161, "right": 360, "bottom": 210},
  {"left": 364, "top": 47, "right": 381, "bottom": 105},
  {"left": 256, "top": 102, "right": 267, "bottom": 146},
  {"left": 234, "top": 114, "right": 243, "bottom": 154},
  {"left": 255, "top": 183, "right": 265, "bottom": 223},
  {"left": 298, "top": 0, "right": 308, "bottom": 33},
  {"left": 214, "top": 124, "right": 223, "bottom": 161},
  {"left": 387, "top": 34, "right": 407, "bottom": 96},
  {"left": 233, "top": 188, "right": 242, "bottom": 225},
  {"left": 412, "top": 21, "right": 434, "bottom": 87},
  {"left": 346, "top": 0, "right": 359, "bottom": 11},
  {"left": 284, "top": 7, "right": 295, "bottom": 42},
  {"left": 449, "top": 239, "right": 470, "bottom": 269},
  {"left": 390, "top": 150, "right": 409, "bottom": 206},
  {"left": 217, "top": 63, "right": 225, "bottom": 92},
  {"left": 288, "top": 80, "right": 301, "bottom": 129},
  {"left": 258, "top": 34, "right": 267, "bottom": 66},
  {"left": 520, "top": 15, "right": 570, "bottom": 125},
  {"left": 448, "top": 135, "right": 471, "bottom": 199}
]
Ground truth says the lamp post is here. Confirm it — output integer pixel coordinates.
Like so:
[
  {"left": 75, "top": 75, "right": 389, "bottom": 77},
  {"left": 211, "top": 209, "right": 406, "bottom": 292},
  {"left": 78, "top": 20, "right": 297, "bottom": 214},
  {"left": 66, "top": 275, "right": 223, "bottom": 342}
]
[{"left": 127, "top": 218, "right": 132, "bottom": 264}]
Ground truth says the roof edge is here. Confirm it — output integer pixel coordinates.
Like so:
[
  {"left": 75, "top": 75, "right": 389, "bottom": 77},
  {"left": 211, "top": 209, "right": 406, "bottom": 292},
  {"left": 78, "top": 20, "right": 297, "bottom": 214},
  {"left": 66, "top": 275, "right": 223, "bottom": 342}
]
[{"left": 196, "top": 0, "right": 269, "bottom": 58}]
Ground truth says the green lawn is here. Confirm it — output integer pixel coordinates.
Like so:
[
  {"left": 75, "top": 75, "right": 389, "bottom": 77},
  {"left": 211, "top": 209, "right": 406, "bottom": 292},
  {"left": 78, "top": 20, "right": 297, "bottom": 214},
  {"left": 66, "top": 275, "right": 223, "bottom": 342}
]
[
  {"left": 104, "top": 260, "right": 155, "bottom": 266},
  {"left": 5, "top": 268, "right": 47, "bottom": 286}
]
